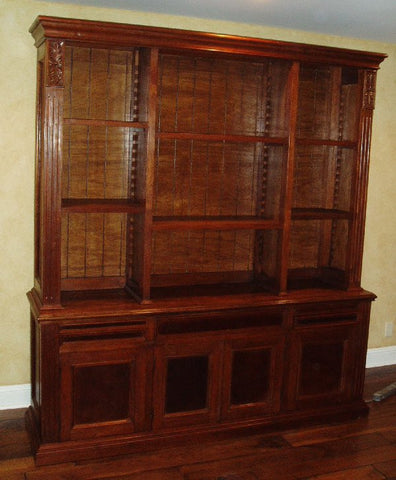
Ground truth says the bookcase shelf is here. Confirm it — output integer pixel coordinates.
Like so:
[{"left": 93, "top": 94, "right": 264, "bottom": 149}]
[
  {"left": 291, "top": 208, "right": 351, "bottom": 220},
  {"left": 62, "top": 199, "right": 145, "bottom": 213},
  {"left": 152, "top": 216, "right": 281, "bottom": 231},
  {"left": 27, "top": 15, "right": 385, "bottom": 466},
  {"left": 64, "top": 118, "right": 148, "bottom": 129},
  {"left": 157, "top": 132, "right": 288, "bottom": 144}
]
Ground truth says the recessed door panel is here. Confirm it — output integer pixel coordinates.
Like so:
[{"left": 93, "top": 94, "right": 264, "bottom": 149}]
[
  {"left": 231, "top": 348, "right": 271, "bottom": 405},
  {"left": 221, "top": 333, "right": 284, "bottom": 421},
  {"left": 165, "top": 355, "right": 209, "bottom": 414},
  {"left": 153, "top": 338, "right": 222, "bottom": 430},
  {"left": 60, "top": 340, "right": 152, "bottom": 440},
  {"left": 287, "top": 323, "right": 357, "bottom": 409},
  {"left": 73, "top": 363, "right": 131, "bottom": 425}
]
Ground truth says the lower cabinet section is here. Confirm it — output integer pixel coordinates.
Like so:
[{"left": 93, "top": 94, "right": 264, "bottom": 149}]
[
  {"left": 153, "top": 331, "right": 284, "bottom": 429},
  {"left": 27, "top": 298, "right": 373, "bottom": 465}
]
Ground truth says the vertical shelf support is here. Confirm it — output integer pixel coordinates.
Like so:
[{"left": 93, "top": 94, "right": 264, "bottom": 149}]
[
  {"left": 126, "top": 48, "right": 159, "bottom": 302},
  {"left": 279, "top": 61, "right": 300, "bottom": 293}
]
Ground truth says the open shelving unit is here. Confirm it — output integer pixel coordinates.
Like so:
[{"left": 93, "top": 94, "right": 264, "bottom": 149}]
[{"left": 26, "top": 16, "right": 386, "bottom": 466}]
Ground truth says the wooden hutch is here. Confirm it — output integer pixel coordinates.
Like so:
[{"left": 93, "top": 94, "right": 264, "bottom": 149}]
[{"left": 26, "top": 16, "right": 386, "bottom": 465}]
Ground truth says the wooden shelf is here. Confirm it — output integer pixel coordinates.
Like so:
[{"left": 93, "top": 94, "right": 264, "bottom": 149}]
[
  {"left": 64, "top": 118, "right": 148, "bottom": 129},
  {"left": 62, "top": 199, "right": 145, "bottom": 214},
  {"left": 296, "top": 138, "right": 356, "bottom": 148},
  {"left": 158, "top": 132, "right": 288, "bottom": 144},
  {"left": 152, "top": 216, "right": 281, "bottom": 231},
  {"left": 291, "top": 208, "right": 351, "bottom": 220}
]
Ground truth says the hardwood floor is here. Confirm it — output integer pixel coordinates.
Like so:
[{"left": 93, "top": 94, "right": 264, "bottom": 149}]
[{"left": 1, "top": 365, "right": 395, "bottom": 480}]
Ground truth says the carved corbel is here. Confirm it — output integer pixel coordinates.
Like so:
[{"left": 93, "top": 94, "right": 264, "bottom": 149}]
[{"left": 45, "top": 40, "right": 64, "bottom": 87}]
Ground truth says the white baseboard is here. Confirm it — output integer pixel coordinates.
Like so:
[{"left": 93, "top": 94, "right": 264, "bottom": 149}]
[
  {"left": 0, "top": 347, "right": 394, "bottom": 410},
  {"left": 365, "top": 346, "right": 396, "bottom": 368},
  {"left": 0, "top": 384, "right": 31, "bottom": 410}
]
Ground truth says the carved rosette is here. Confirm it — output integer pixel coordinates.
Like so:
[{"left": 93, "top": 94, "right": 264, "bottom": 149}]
[
  {"left": 46, "top": 40, "right": 64, "bottom": 87},
  {"left": 363, "top": 70, "right": 377, "bottom": 110}
]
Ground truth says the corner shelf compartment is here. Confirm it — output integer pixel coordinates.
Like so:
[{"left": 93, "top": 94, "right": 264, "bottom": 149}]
[
  {"left": 60, "top": 45, "right": 153, "bottom": 294},
  {"left": 288, "top": 62, "right": 363, "bottom": 290}
]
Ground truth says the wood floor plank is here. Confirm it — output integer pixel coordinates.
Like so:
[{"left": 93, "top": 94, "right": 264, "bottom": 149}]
[
  {"left": 186, "top": 468, "right": 295, "bottom": 480},
  {"left": 183, "top": 432, "right": 392, "bottom": 480},
  {"left": 252, "top": 443, "right": 396, "bottom": 479},
  {"left": 104, "top": 467, "right": 184, "bottom": 480},
  {"left": 303, "top": 465, "right": 386, "bottom": 479},
  {"left": 364, "top": 366, "right": 396, "bottom": 399},
  {"left": 0, "top": 409, "right": 26, "bottom": 421},
  {"left": 181, "top": 444, "right": 306, "bottom": 479},
  {"left": 0, "top": 416, "right": 32, "bottom": 460},
  {"left": 284, "top": 399, "right": 396, "bottom": 447},
  {"left": 373, "top": 458, "right": 396, "bottom": 478},
  {"left": 185, "top": 471, "right": 262, "bottom": 480},
  {"left": 26, "top": 434, "right": 285, "bottom": 480},
  {"left": 0, "top": 473, "right": 26, "bottom": 480},
  {"left": 0, "top": 457, "right": 35, "bottom": 479},
  {"left": 379, "top": 427, "right": 396, "bottom": 444}
]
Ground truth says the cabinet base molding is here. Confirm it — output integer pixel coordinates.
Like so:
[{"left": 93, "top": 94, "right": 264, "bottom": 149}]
[{"left": 26, "top": 402, "right": 369, "bottom": 466}]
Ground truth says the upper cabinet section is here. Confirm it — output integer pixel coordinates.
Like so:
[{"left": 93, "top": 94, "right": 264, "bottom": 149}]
[{"left": 30, "top": 16, "right": 386, "bottom": 306}]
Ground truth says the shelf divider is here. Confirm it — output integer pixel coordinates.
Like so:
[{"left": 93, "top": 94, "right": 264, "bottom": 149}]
[
  {"left": 61, "top": 199, "right": 145, "bottom": 214},
  {"left": 63, "top": 118, "right": 148, "bottom": 129},
  {"left": 152, "top": 216, "right": 281, "bottom": 231},
  {"left": 158, "top": 131, "right": 288, "bottom": 144},
  {"left": 296, "top": 137, "right": 356, "bottom": 148},
  {"left": 291, "top": 208, "right": 352, "bottom": 220}
]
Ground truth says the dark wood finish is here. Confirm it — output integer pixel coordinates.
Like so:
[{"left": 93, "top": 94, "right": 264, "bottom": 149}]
[
  {"left": 27, "top": 15, "right": 386, "bottom": 466},
  {"left": 153, "top": 336, "right": 223, "bottom": 429}
]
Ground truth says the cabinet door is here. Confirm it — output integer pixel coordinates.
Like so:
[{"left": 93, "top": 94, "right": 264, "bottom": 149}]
[
  {"left": 288, "top": 323, "right": 357, "bottom": 409},
  {"left": 59, "top": 339, "right": 152, "bottom": 440},
  {"left": 153, "top": 337, "right": 222, "bottom": 430},
  {"left": 221, "top": 333, "right": 284, "bottom": 421}
]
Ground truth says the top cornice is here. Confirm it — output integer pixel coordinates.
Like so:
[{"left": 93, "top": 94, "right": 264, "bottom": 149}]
[{"left": 29, "top": 15, "right": 387, "bottom": 69}]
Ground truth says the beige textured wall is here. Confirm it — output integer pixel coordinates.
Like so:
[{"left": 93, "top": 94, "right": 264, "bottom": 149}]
[{"left": 0, "top": 0, "right": 395, "bottom": 386}]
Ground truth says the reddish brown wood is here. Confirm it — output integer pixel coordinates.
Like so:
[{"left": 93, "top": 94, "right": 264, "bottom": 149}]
[
  {"left": 27, "top": 15, "right": 386, "bottom": 467},
  {"left": 153, "top": 336, "right": 223, "bottom": 430},
  {"left": 152, "top": 217, "right": 281, "bottom": 231},
  {"left": 63, "top": 118, "right": 148, "bottom": 128},
  {"left": 39, "top": 85, "right": 63, "bottom": 306},
  {"left": 59, "top": 338, "right": 152, "bottom": 440},
  {"left": 61, "top": 198, "right": 145, "bottom": 213},
  {"left": 29, "top": 16, "right": 386, "bottom": 68},
  {"left": 348, "top": 70, "right": 378, "bottom": 288},
  {"left": 279, "top": 61, "right": 300, "bottom": 293}
]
